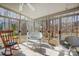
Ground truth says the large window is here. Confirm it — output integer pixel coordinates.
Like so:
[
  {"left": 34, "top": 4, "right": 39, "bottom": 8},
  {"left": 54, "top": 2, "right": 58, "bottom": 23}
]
[
  {"left": 60, "top": 15, "right": 79, "bottom": 41},
  {"left": 4, "top": 18, "right": 10, "bottom": 30},
  {"left": 0, "top": 6, "right": 29, "bottom": 34},
  {"left": 35, "top": 14, "right": 79, "bottom": 45},
  {"left": 0, "top": 6, "right": 30, "bottom": 45}
]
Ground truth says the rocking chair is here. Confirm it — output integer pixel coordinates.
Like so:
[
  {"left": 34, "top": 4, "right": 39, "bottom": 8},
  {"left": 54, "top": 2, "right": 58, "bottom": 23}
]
[{"left": 0, "top": 30, "right": 20, "bottom": 56}]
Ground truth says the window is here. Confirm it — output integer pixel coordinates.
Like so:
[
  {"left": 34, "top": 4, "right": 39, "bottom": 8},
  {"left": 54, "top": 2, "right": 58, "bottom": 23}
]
[
  {"left": 11, "top": 12, "right": 16, "bottom": 18},
  {"left": 7, "top": 10, "right": 11, "bottom": 17},
  {"left": 10, "top": 19, "right": 19, "bottom": 31},
  {"left": 4, "top": 18, "right": 10, "bottom": 30},
  {"left": 16, "top": 14, "right": 20, "bottom": 19},
  {"left": 0, "top": 6, "right": 29, "bottom": 36},
  {"left": 25, "top": 17, "right": 28, "bottom": 20},
  {"left": 4, "top": 9, "right": 8, "bottom": 17},
  {"left": 21, "top": 20, "right": 27, "bottom": 35},
  {"left": 21, "top": 15, "right": 25, "bottom": 20},
  {"left": 0, "top": 7, "right": 5, "bottom": 16},
  {"left": 0, "top": 17, "right": 4, "bottom": 30}
]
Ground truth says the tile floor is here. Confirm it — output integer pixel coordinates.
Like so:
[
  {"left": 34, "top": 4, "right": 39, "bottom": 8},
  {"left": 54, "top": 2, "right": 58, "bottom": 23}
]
[{"left": 0, "top": 38, "right": 78, "bottom": 56}]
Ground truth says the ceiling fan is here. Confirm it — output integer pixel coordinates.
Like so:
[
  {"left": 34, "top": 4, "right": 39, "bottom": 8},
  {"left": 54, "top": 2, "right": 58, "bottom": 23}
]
[{"left": 19, "top": 3, "right": 35, "bottom": 12}]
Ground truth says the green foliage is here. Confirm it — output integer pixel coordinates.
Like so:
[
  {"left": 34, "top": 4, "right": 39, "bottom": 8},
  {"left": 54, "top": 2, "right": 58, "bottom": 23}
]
[
  {"left": 11, "top": 24, "right": 18, "bottom": 36},
  {"left": 11, "top": 24, "right": 16, "bottom": 30},
  {"left": 0, "top": 23, "right": 3, "bottom": 30}
]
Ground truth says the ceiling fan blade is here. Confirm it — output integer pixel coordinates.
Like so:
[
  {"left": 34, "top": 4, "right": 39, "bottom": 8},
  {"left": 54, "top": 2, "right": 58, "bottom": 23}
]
[{"left": 27, "top": 3, "right": 35, "bottom": 11}]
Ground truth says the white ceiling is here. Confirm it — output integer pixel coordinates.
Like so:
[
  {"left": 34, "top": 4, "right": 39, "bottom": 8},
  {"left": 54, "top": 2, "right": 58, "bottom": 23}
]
[{"left": 1, "top": 3, "right": 79, "bottom": 19}]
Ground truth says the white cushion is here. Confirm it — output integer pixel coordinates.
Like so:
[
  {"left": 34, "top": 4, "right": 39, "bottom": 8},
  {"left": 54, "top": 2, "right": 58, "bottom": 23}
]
[{"left": 27, "top": 32, "right": 42, "bottom": 40}]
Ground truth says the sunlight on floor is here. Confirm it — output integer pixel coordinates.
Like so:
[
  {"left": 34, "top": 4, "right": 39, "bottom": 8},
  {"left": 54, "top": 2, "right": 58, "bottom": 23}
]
[
  {"left": 0, "top": 41, "right": 77, "bottom": 56},
  {"left": 17, "top": 42, "right": 69, "bottom": 56}
]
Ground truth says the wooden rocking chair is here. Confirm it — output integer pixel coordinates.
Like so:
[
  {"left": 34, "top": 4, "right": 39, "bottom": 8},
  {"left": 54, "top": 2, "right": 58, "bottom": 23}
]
[{"left": 0, "top": 30, "right": 20, "bottom": 56}]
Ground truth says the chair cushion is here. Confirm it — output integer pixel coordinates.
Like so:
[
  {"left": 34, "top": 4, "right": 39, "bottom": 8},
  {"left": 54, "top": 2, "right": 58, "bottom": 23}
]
[
  {"left": 65, "top": 36, "right": 79, "bottom": 47},
  {"left": 7, "top": 42, "right": 17, "bottom": 46}
]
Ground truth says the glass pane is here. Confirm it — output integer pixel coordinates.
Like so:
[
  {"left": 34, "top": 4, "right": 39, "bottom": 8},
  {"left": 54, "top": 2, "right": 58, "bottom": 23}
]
[
  {"left": 0, "top": 7, "right": 5, "bottom": 16},
  {"left": 0, "top": 17, "right": 4, "bottom": 30},
  {"left": 10, "top": 19, "right": 19, "bottom": 32},
  {"left": 4, "top": 9, "right": 8, "bottom": 16},
  {"left": 20, "top": 20, "right": 27, "bottom": 35},
  {"left": 16, "top": 14, "right": 20, "bottom": 19},
  {"left": 8, "top": 11, "right": 16, "bottom": 18},
  {"left": 21, "top": 15, "right": 25, "bottom": 20},
  {"left": 4, "top": 18, "right": 9, "bottom": 30},
  {"left": 78, "top": 15, "right": 79, "bottom": 37}
]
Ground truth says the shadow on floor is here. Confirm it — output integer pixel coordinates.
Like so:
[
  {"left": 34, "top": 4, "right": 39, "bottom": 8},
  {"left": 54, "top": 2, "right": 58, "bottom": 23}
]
[
  {"left": 28, "top": 41, "right": 52, "bottom": 48},
  {"left": 21, "top": 43, "right": 49, "bottom": 56},
  {"left": 58, "top": 50, "right": 65, "bottom": 56},
  {"left": 0, "top": 47, "right": 4, "bottom": 56},
  {"left": 14, "top": 51, "right": 26, "bottom": 56},
  {"left": 58, "top": 49, "right": 79, "bottom": 56},
  {"left": 0, "top": 47, "right": 26, "bottom": 56},
  {"left": 0, "top": 51, "right": 26, "bottom": 56},
  {"left": 40, "top": 44, "right": 51, "bottom": 49},
  {"left": 33, "top": 48, "right": 49, "bottom": 56},
  {"left": 0, "top": 53, "right": 3, "bottom": 56}
]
